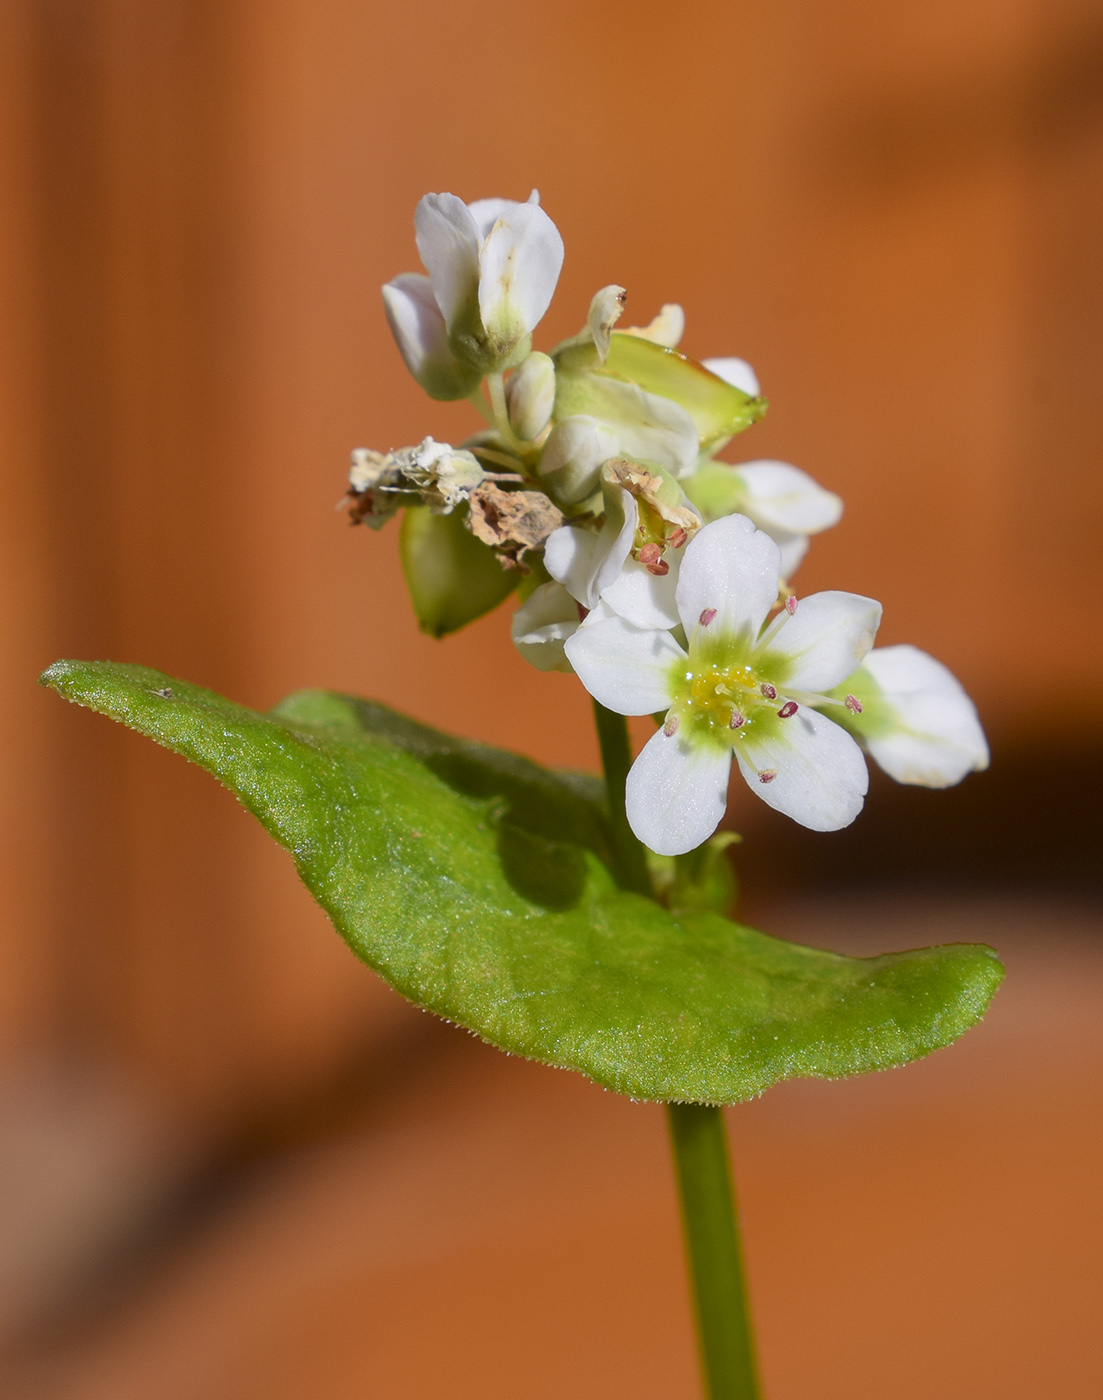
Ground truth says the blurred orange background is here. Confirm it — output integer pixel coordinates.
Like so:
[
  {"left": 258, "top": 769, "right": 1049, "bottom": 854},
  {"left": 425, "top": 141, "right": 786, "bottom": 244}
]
[{"left": 1, "top": 0, "right": 1102, "bottom": 1395}]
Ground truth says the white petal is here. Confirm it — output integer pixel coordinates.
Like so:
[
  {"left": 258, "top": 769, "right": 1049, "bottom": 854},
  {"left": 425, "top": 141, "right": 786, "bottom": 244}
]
[
  {"left": 675, "top": 514, "right": 780, "bottom": 643},
  {"left": 544, "top": 489, "right": 636, "bottom": 609},
  {"left": 543, "top": 524, "right": 604, "bottom": 609},
  {"left": 773, "top": 530, "right": 809, "bottom": 579},
  {"left": 381, "top": 274, "right": 474, "bottom": 401},
  {"left": 478, "top": 201, "right": 565, "bottom": 342},
  {"left": 734, "top": 708, "right": 867, "bottom": 831},
  {"left": 703, "top": 356, "right": 760, "bottom": 397},
  {"left": 590, "top": 485, "right": 638, "bottom": 597},
  {"left": 414, "top": 193, "right": 482, "bottom": 333},
  {"left": 625, "top": 727, "right": 731, "bottom": 856},
  {"left": 623, "top": 303, "right": 686, "bottom": 348},
  {"left": 564, "top": 615, "right": 684, "bottom": 716},
  {"left": 735, "top": 460, "right": 843, "bottom": 535},
  {"left": 510, "top": 582, "right": 579, "bottom": 672},
  {"left": 466, "top": 196, "right": 522, "bottom": 239},
  {"left": 600, "top": 553, "right": 682, "bottom": 629},
  {"left": 537, "top": 416, "right": 621, "bottom": 505},
  {"left": 760, "top": 591, "right": 881, "bottom": 691},
  {"left": 861, "top": 645, "right": 989, "bottom": 787}
]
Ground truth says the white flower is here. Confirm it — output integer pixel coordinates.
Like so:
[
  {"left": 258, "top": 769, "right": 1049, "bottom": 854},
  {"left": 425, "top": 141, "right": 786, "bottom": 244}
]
[
  {"left": 564, "top": 514, "right": 881, "bottom": 855},
  {"left": 684, "top": 458, "right": 842, "bottom": 578},
  {"left": 405, "top": 190, "right": 564, "bottom": 375},
  {"left": 826, "top": 645, "right": 989, "bottom": 787}
]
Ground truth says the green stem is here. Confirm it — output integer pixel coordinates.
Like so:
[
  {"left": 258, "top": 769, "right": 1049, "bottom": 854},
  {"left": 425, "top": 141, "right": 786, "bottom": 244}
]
[
  {"left": 667, "top": 1104, "right": 761, "bottom": 1400},
  {"left": 591, "top": 700, "right": 652, "bottom": 897},
  {"left": 485, "top": 371, "right": 530, "bottom": 457},
  {"left": 590, "top": 704, "right": 761, "bottom": 1398}
]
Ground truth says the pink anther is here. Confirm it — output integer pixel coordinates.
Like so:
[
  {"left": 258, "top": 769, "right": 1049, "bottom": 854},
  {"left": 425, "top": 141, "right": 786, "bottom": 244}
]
[
  {"left": 845, "top": 693, "right": 863, "bottom": 714},
  {"left": 758, "top": 769, "right": 778, "bottom": 784},
  {"left": 777, "top": 700, "right": 799, "bottom": 719},
  {"left": 785, "top": 595, "right": 798, "bottom": 615},
  {"left": 760, "top": 682, "right": 777, "bottom": 700},
  {"left": 699, "top": 607, "right": 717, "bottom": 627}
]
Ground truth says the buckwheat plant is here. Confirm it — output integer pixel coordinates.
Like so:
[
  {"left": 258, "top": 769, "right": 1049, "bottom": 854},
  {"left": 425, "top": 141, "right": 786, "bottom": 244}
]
[{"left": 42, "top": 189, "right": 1000, "bottom": 1400}]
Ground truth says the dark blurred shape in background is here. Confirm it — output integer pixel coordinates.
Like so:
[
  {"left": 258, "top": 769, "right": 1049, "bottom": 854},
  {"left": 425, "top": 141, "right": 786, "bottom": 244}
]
[{"left": 1, "top": 1, "right": 1102, "bottom": 1396}]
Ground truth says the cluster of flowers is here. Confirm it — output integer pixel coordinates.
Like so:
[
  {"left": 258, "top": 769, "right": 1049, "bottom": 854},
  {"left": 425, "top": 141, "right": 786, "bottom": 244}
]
[{"left": 348, "top": 190, "right": 988, "bottom": 857}]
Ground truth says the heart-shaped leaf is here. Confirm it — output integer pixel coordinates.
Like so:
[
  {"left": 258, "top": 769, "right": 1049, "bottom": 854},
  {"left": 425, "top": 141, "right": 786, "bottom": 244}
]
[{"left": 41, "top": 660, "right": 1003, "bottom": 1104}]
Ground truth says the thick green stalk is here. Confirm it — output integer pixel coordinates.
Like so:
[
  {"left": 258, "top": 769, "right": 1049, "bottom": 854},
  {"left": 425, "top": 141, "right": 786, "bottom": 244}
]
[
  {"left": 667, "top": 1103, "right": 761, "bottom": 1400},
  {"left": 591, "top": 700, "right": 652, "bottom": 897}
]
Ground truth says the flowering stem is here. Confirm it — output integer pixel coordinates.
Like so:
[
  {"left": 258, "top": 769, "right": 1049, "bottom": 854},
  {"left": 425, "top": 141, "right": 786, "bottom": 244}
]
[
  {"left": 589, "top": 703, "right": 761, "bottom": 1399},
  {"left": 591, "top": 701, "right": 652, "bottom": 897},
  {"left": 667, "top": 1103, "right": 762, "bottom": 1400},
  {"left": 485, "top": 371, "right": 530, "bottom": 458}
]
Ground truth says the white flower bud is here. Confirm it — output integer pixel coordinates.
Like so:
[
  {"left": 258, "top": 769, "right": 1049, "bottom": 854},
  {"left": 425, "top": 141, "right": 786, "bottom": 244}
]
[
  {"left": 411, "top": 191, "right": 564, "bottom": 374},
  {"left": 505, "top": 352, "right": 556, "bottom": 441},
  {"left": 536, "top": 416, "right": 621, "bottom": 506}
]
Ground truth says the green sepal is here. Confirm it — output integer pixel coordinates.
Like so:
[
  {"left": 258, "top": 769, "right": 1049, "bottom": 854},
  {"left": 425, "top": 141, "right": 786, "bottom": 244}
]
[
  {"left": 682, "top": 458, "right": 749, "bottom": 523},
  {"left": 399, "top": 504, "right": 518, "bottom": 637},
  {"left": 40, "top": 660, "right": 1004, "bottom": 1105},
  {"left": 554, "top": 333, "right": 767, "bottom": 450},
  {"left": 650, "top": 833, "right": 741, "bottom": 918}
]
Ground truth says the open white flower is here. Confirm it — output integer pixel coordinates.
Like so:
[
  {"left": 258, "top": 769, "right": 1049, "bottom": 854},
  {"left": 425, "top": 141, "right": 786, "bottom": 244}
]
[
  {"left": 825, "top": 645, "right": 989, "bottom": 787},
  {"left": 564, "top": 514, "right": 881, "bottom": 854},
  {"left": 684, "top": 458, "right": 842, "bottom": 578},
  {"left": 397, "top": 190, "right": 564, "bottom": 377}
]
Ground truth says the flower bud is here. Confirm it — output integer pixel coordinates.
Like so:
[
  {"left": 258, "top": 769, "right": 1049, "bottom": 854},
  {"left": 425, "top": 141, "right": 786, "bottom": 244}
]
[
  {"left": 399, "top": 504, "right": 518, "bottom": 638},
  {"left": 536, "top": 416, "right": 621, "bottom": 506},
  {"left": 505, "top": 352, "right": 556, "bottom": 441},
  {"left": 587, "top": 285, "right": 626, "bottom": 362},
  {"left": 412, "top": 191, "right": 564, "bottom": 375},
  {"left": 381, "top": 274, "right": 482, "bottom": 401}
]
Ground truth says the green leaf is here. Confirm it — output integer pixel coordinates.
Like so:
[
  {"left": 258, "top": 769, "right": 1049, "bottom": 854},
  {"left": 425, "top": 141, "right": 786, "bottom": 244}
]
[
  {"left": 40, "top": 660, "right": 1004, "bottom": 1105},
  {"left": 399, "top": 504, "right": 518, "bottom": 637}
]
